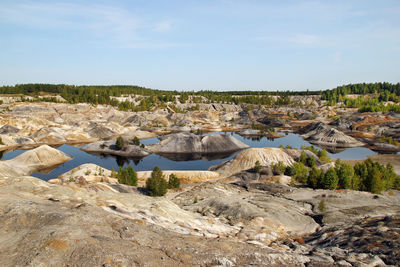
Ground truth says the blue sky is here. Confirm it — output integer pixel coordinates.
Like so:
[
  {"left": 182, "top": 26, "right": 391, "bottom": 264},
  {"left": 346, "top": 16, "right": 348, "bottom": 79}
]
[{"left": 0, "top": 0, "right": 399, "bottom": 91}]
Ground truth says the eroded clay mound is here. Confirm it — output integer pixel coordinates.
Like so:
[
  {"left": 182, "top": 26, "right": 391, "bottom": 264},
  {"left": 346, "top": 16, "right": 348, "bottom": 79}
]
[
  {"left": 148, "top": 132, "right": 249, "bottom": 154},
  {"left": 301, "top": 122, "right": 364, "bottom": 147},
  {"left": 0, "top": 145, "right": 72, "bottom": 176},
  {"left": 210, "top": 147, "right": 295, "bottom": 177}
]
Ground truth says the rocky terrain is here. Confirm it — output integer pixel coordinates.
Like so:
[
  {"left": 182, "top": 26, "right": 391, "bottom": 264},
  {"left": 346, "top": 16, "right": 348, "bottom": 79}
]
[
  {"left": 1, "top": 171, "right": 399, "bottom": 266},
  {"left": 300, "top": 122, "right": 364, "bottom": 148},
  {"left": 1, "top": 95, "right": 400, "bottom": 266}
]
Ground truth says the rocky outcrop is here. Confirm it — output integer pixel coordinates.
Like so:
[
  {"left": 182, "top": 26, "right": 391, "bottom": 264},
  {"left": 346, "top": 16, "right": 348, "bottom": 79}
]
[
  {"left": 0, "top": 124, "right": 20, "bottom": 134},
  {"left": 236, "top": 128, "right": 263, "bottom": 136},
  {"left": 0, "top": 145, "right": 72, "bottom": 176},
  {"left": 210, "top": 147, "right": 295, "bottom": 177},
  {"left": 301, "top": 122, "right": 364, "bottom": 147},
  {"left": 0, "top": 175, "right": 314, "bottom": 266},
  {"left": 87, "top": 124, "right": 116, "bottom": 139},
  {"left": 148, "top": 132, "right": 249, "bottom": 154},
  {"left": 0, "top": 171, "right": 399, "bottom": 266},
  {"left": 173, "top": 183, "right": 319, "bottom": 243},
  {"left": 81, "top": 138, "right": 150, "bottom": 157}
]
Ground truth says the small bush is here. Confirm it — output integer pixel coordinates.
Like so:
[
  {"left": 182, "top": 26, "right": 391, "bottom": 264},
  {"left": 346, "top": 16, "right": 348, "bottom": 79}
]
[
  {"left": 318, "top": 199, "right": 326, "bottom": 213},
  {"left": 132, "top": 136, "right": 140, "bottom": 146},
  {"left": 272, "top": 161, "right": 286, "bottom": 175},
  {"left": 253, "top": 160, "right": 261, "bottom": 173},
  {"left": 116, "top": 136, "right": 125, "bottom": 150},
  {"left": 168, "top": 174, "right": 181, "bottom": 189},
  {"left": 146, "top": 166, "right": 168, "bottom": 196},
  {"left": 118, "top": 166, "right": 138, "bottom": 186},
  {"left": 0, "top": 137, "right": 4, "bottom": 145}
]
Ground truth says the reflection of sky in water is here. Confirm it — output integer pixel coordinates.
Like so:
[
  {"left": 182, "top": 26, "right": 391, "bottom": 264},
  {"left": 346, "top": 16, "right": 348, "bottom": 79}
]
[{"left": 1, "top": 132, "right": 380, "bottom": 181}]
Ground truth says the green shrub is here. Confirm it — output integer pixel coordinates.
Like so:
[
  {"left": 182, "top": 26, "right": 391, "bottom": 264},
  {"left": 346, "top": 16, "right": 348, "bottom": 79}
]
[
  {"left": 272, "top": 161, "right": 286, "bottom": 175},
  {"left": 321, "top": 168, "right": 338, "bottom": 190},
  {"left": 146, "top": 166, "right": 168, "bottom": 196},
  {"left": 318, "top": 199, "right": 326, "bottom": 213},
  {"left": 306, "top": 156, "right": 316, "bottom": 168},
  {"left": 253, "top": 160, "right": 261, "bottom": 173},
  {"left": 318, "top": 149, "right": 331, "bottom": 164},
  {"left": 307, "top": 166, "right": 322, "bottom": 189},
  {"left": 0, "top": 137, "right": 5, "bottom": 145},
  {"left": 168, "top": 174, "right": 181, "bottom": 189},
  {"left": 291, "top": 162, "right": 309, "bottom": 183},
  {"left": 132, "top": 136, "right": 140, "bottom": 146},
  {"left": 117, "top": 166, "right": 137, "bottom": 186},
  {"left": 299, "top": 151, "right": 307, "bottom": 165},
  {"left": 335, "top": 159, "right": 354, "bottom": 189},
  {"left": 116, "top": 136, "right": 125, "bottom": 150}
]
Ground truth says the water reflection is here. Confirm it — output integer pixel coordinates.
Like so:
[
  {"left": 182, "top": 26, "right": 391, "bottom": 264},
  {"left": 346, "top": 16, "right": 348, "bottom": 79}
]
[
  {"left": 0, "top": 132, "right": 383, "bottom": 181},
  {"left": 156, "top": 151, "right": 238, "bottom": 161}
]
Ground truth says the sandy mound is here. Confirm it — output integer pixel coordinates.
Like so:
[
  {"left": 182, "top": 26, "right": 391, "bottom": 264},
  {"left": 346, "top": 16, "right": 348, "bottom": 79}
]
[
  {"left": 0, "top": 145, "right": 72, "bottom": 176},
  {"left": 210, "top": 147, "right": 295, "bottom": 177}
]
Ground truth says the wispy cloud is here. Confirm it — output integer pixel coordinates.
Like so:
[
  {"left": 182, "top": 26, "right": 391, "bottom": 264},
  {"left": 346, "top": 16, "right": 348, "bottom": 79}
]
[
  {"left": 0, "top": 2, "right": 180, "bottom": 49},
  {"left": 153, "top": 20, "right": 173, "bottom": 32},
  {"left": 290, "top": 34, "right": 320, "bottom": 45}
]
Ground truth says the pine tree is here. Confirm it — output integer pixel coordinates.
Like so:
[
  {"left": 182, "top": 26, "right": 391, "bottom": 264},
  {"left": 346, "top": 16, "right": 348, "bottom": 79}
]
[
  {"left": 168, "top": 174, "right": 181, "bottom": 189},
  {"left": 146, "top": 166, "right": 168, "bottom": 196},
  {"left": 321, "top": 168, "right": 338, "bottom": 190},
  {"left": 116, "top": 136, "right": 125, "bottom": 150},
  {"left": 253, "top": 160, "right": 261, "bottom": 173}
]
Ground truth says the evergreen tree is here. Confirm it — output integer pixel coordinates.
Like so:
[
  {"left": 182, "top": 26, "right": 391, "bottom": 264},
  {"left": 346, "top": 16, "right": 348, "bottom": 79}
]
[
  {"left": 335, "top": 159, "right": 354, "bottom": 189},
  {"left": 116, "top": 136, "right": 125, "bottom": 150},
  {"left": 126, "top": 165, "right": 138, "bottom": 186},
  {"left": 307, "top": 166, "right": 322, "bottom": 189},
  {"left": 253, "top": 160, "right": 261, "bottom": 173},
  {"left": 132, "top": 136, "right": 140, "bottom": 146},
  {"left": 168, "top": 174, "right": 181, "bottom": 189},
  {"left": 321, "top": 168, "right": 339, "bottom": 190},
  {"left": 146, "top": 166, "right": 168, "bottom": 196}
]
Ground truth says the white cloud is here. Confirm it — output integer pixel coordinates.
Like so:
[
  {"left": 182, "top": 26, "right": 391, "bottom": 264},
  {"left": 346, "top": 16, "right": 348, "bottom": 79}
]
[
  {"left": 0, "top": 2, "right": 178, "bottom": 49},
  {"left": 153, "top": 20, "right": 173, "bottom": 32},
  {"left": 291, "top": 34, "right": 319, "bottom": 45}
]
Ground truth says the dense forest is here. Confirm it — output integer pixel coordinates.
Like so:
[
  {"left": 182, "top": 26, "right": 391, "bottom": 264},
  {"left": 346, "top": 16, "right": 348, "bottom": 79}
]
[
  {"left": 321, "top": 82, "right": 400, "bottom": 112},
  {"left": 0, "top": 82, "right": 399, "bottom": 112}
]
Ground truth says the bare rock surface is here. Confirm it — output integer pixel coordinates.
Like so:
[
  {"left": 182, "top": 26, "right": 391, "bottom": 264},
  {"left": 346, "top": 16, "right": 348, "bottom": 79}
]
[
  {"left": 0, "top": 176, "right": 312, "bottom": 267},
  {"left": 301, "top": 122, "right": 364, "bottom": 147},
  {"left": 0, "top": 145, "right": 72, "bottom": 177},
  {"left": 148, "top": 132, "right": 249, "bottom": 154}
]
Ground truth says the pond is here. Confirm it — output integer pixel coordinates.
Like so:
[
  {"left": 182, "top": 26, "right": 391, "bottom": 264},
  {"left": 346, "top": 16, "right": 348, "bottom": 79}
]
[{"left": 1, "top": 132, "right": 379, "bottom": 181}]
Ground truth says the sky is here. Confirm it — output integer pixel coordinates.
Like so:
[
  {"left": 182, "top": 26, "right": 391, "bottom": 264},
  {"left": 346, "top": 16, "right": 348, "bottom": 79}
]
[{"left": 0, "top": 0, "right": 399, "bottom": 91}]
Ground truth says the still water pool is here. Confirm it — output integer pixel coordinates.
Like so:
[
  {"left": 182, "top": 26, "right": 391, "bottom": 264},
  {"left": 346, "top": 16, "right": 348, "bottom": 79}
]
[{"left": 1, "top": 133, "right": 379, "bottom": 181}]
